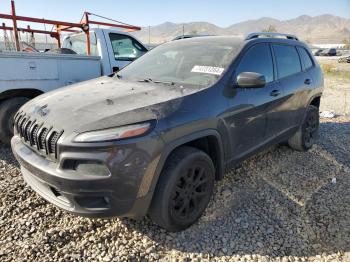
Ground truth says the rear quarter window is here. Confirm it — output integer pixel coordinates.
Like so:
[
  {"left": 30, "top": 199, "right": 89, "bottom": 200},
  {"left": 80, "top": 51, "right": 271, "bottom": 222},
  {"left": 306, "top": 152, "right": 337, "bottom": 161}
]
[
  {"left": 273, "top": 44, "right": 302, "bottom": 79},
  {"left": 297, "top": 47, "right": 314, "bottom": 70}
]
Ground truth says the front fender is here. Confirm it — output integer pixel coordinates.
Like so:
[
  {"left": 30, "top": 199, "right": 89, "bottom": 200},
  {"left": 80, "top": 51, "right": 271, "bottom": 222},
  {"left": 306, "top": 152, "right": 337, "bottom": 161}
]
[{"left": 136, "top": 129, "right": 224, "bottom": 217}]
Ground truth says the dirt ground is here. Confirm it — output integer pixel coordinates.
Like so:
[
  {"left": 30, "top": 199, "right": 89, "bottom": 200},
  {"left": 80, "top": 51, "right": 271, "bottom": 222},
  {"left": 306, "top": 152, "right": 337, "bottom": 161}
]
[
  {"left": 0, "top": 59, "right": 349, "bottom": 261},
  {"left": 318, "top": 57, "right": 350, "bottom": 116}
]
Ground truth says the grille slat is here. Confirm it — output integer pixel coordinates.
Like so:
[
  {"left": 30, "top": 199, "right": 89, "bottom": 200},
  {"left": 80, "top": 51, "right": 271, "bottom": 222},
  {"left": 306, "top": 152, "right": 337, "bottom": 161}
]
[
  {"left": 38, "top": 128, "right": 49, "bottom": 151},
  {"left": 15, "top": 115, "right": 23, "bottom": 134},
  {"left": 48, "top": 131, "right": 63, "bottom": 158},
  {"left": 14, "top": 114, "right": 63, "bottom": 160},
  {"left": 24, "top": 120, "right": 33, "bottom": 142},
  {"left": 48, "top": 131, "right": 57, "bottom": 154},
  {"left": 19, "top": 117, "right": 27, "bottom": 138},
  {"left": 31, "top": 124, "right": 39, "bottom": 146}
]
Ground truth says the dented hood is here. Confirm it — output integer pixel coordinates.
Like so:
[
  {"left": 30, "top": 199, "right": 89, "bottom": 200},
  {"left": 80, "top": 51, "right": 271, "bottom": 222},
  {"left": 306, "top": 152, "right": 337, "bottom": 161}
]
[{"left": 20, "top": 76, "right": 196, "bottom": 134}]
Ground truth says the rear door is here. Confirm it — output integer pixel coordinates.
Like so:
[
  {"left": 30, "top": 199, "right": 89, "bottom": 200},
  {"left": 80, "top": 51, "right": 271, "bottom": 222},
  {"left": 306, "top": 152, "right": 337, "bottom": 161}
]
[
  {"left": 270, "top": 44, "right": 310, "bottom": 137},
  {"left": 297, "top": 46, "right": 316, "bottom": 90},
  {"left": 226, "top": 43, "right": 281, "bottom": 161},
  {"left": 104, "top": 32, "right": 148, "bottom": 72}
]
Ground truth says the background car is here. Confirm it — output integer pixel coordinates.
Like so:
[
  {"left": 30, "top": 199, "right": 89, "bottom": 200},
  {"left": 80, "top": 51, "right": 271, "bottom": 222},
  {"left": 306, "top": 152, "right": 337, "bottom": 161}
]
[
  {"left": 338, "top": 56, "right": 350, "bottom": 63},
  {"left": 324, "top": 48, "right": 337, "bottom": 56},
  {"left": 314, "top": 49, "right": 324, "bottom": 56}
]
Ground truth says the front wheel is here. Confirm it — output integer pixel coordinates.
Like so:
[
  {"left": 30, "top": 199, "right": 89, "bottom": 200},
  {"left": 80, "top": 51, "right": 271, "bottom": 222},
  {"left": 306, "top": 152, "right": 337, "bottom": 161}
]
[
  {"left": 288, "top": 105, "right": 319, "bottom": 151},
  {"left": 149, "top": 146, "right": 215, "bottom": 232},
  {"left": 0, "top": 97, "right": 29, "bottom": 145}
]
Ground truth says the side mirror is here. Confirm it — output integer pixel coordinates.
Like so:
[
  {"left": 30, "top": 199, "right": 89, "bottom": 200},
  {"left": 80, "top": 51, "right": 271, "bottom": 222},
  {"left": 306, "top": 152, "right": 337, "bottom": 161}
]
[{"left": 236, "top": 72, "right": 266, "bottom": 88}]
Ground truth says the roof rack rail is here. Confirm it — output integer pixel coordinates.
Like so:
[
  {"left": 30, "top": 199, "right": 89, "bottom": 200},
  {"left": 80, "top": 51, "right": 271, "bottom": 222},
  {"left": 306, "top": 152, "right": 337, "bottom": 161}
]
[{"left": 245, "top": 32, "right": 299, "bottom": 41}]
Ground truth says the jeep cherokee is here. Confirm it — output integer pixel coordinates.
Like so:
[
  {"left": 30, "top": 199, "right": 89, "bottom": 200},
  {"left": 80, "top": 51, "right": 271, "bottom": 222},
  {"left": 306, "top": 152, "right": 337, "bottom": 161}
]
[{"left": 11, "top": 33, "right": 323, "bottom": 232}]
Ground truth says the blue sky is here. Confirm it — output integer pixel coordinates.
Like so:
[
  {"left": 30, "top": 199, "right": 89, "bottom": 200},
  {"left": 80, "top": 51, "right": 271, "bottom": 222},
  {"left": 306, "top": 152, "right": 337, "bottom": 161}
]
[{"left": 2, "top": 0, "right": 350, "bottom": 28}]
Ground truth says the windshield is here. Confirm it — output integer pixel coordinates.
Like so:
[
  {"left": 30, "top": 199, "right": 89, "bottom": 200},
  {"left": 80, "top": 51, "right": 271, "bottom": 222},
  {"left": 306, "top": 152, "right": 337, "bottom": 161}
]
[
  {"left": 62, "top": 32, "right": 98, "bottom": 55},
  {"left": 117, "top": 37, "right": 243, "bottom": 87}
]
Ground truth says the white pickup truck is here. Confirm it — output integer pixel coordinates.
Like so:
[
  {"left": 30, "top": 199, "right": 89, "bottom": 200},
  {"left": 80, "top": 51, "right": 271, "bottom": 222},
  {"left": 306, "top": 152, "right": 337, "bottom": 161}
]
[{"left": 0, "top": 28, "right": 148, "bottom": 144}]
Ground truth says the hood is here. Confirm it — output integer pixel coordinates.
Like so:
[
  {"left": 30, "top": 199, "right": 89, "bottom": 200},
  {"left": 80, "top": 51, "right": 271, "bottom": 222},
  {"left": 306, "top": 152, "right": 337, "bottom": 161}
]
[{"left": 20, "top": 76, "right": 198, "bottom": 134}]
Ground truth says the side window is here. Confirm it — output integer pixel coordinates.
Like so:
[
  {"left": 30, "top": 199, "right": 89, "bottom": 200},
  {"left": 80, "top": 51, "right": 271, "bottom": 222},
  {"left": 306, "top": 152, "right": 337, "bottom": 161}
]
[
  {"left": 62, "top": 32, "right": 98, "bottom": 56},
  {"left": 109, "top": 33, "right": 147, "bottom": 61},
  {"left": 273, "top": 45, "right": 302, "bottom": 79},
  {"left": 236, "top": 43, "right": 274, "bottom": 83},
  {"left": 297, "top": 47, "right": 314, "bottom": 70}
]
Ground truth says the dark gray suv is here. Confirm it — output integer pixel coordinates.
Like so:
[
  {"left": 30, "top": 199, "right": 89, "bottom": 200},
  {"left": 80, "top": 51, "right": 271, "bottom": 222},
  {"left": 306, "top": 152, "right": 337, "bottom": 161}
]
[{"left": 12, "top": 33, "right": 323, "bottom": 231}]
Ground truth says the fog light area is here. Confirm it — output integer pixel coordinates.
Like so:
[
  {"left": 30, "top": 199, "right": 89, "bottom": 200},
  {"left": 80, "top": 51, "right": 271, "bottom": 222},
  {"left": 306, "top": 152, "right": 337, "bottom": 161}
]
[
  {"left": 74, "top": 160, "right": 111, "bottom": 176},
  {"left": 75, "top": 196, "right": 110, "bottom": 209},
  {"left": 61, "top": 159, "right": 111, "bottom": 177}
]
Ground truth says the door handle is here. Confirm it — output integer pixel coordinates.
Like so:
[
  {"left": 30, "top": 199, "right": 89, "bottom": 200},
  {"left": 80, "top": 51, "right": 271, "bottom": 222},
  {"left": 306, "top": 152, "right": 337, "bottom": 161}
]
[
  {"left": 304, "top": 79, "right": 312, "bottom": 85},
  {"left": 270, "top": 90, "right": 281, "bottom": 97}
]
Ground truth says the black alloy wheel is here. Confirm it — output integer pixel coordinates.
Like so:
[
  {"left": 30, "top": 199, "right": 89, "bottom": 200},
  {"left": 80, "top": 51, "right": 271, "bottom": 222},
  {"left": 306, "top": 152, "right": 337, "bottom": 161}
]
[
  {"left": 149, "top": 146, "right": 215, "bottom": 232},
  {"left": 170, "top": 164, "right": 211, "bottom": 224}
]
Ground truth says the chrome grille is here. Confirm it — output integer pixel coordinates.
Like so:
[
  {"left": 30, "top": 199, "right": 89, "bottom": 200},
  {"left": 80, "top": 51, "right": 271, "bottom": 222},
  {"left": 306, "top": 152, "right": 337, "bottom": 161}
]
[{"left": 14, "top": 112, "right": 63, "bottom": 159}]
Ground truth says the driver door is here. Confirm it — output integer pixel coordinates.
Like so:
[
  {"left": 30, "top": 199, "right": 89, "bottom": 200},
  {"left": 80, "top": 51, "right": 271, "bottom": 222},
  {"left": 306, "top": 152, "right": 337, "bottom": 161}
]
[{"left": 226, "top": 43, "right": 282, "bottom": 162}]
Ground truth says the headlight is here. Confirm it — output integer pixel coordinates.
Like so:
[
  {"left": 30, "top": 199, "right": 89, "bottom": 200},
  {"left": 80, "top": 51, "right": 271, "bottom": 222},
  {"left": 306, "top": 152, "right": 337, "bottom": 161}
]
[{"left": 73, "top": 122, "right": 151, "bottom": 143}]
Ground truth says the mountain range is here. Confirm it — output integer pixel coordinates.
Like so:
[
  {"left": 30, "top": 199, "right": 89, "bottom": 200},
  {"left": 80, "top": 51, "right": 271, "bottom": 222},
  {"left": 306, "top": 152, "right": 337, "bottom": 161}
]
[{"left": 131, "top": 15, "right": 350, "bottom": 44}]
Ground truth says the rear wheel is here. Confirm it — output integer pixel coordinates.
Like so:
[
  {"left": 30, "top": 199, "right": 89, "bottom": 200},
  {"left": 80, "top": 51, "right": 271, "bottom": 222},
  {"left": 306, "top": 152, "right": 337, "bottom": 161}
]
[
  {"left": 0, "top": 97, "right": 29, "bottom": 145},
  {"left": 288, "top": 105, "right": 319, "bottom": 151},
  {"left": 149, "top": 146, "right": 215, "bottom": 232}
]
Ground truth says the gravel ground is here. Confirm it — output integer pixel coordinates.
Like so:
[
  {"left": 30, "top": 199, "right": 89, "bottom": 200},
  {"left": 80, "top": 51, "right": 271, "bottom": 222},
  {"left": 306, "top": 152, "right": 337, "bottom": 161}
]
[{"left": 0, "top": 71, "right": 349, "bottom": 261}]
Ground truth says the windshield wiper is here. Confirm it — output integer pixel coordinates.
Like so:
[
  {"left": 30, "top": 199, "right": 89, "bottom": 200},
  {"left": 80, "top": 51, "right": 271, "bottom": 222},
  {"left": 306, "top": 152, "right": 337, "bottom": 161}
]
[
  {"left": 138, "top": 78, "right": 175, "bottom": 86},
  {"left": 154, "top": 80, "right": 175, "bottom": 86}
]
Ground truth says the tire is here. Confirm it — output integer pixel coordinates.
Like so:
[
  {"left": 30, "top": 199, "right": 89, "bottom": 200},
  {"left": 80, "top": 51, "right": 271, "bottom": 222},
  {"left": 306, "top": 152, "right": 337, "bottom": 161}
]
[
  {"left": 288, "top": 105, "right": 319, "bottom": 151},
  {"left": 149, "top": 146, "right": 215, "bottom": 232},
  {"left": 0, "top": 97, "right": 29, "bottom": 145}
]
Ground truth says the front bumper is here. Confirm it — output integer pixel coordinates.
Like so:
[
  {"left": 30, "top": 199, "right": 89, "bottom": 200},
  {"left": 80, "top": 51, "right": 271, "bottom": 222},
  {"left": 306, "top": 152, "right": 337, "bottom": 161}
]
[{"left": 11, "top": 135, "right": 163, "bottom": 219}]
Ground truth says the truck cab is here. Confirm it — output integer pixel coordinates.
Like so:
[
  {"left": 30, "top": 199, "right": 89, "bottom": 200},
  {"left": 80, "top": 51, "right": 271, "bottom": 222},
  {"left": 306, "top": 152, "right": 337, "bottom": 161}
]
[{"left": 62, "top": 28, "right": 148, "bottom": 75}]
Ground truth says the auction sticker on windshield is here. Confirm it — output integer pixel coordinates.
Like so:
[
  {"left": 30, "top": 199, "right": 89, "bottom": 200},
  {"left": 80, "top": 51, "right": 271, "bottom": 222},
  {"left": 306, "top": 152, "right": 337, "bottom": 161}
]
[{"left": 191, "top": 66, "right": 225, "bottom": 76}]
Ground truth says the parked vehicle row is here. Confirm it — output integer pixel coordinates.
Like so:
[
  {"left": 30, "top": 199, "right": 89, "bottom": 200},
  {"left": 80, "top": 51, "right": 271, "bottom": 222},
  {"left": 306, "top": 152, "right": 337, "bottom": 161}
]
[
  {"left": 313, "top": 48, "right": 338, "bottom": 57},
  {"left": 11, "top": 33, "right": 323, "bottom": 231},
  {"left": 338, "top": 56, "right": 350, "bottom": 63}
]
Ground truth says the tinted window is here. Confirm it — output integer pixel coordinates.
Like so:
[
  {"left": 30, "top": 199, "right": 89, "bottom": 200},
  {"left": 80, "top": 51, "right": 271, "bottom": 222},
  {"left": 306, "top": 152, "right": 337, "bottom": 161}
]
[
  {"left": 273, "top": 45, "right": 301, "bottom": 79},
  {"left": 237, "top": 44, "right": 274, "bottom": 83},
  {"left": 109, "top": 34, "right": 147, "bottom": 61},
  {"left": 297, "top": 47, "right": 314, "bottom": 70}
]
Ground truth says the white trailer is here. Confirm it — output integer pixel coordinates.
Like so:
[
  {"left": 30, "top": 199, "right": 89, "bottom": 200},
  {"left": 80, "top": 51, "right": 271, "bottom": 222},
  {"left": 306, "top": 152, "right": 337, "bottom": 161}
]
[{"left": 0, "top": 28, "right": 148, "bottom": 144}]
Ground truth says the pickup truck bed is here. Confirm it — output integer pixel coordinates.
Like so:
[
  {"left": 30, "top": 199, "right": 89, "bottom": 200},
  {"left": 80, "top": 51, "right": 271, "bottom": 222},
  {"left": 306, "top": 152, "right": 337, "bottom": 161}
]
[{"left": 0, "top": 51, "right": 101, "bottom": 93}]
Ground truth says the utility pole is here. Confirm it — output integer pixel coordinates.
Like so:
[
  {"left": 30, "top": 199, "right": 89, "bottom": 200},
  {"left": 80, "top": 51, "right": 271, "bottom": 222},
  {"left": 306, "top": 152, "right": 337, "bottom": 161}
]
[
  {"left": 182, "top": 24, "right": 185, "bottom": 37},
  {"left": 148, "top": 25, "right": 150, "bottom": 45}
]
